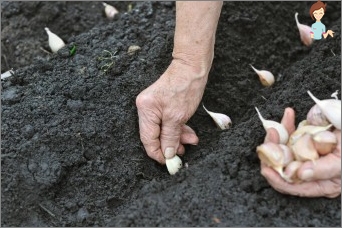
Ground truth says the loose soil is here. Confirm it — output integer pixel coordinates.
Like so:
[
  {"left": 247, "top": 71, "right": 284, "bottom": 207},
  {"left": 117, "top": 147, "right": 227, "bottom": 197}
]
[{"left": 1, "top": 1, "right": 341, "bottom": 226}]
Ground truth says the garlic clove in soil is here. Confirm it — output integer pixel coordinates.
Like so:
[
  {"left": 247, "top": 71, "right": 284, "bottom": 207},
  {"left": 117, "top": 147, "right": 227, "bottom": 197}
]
[
  {"left": 312, "top": 130, "right": 337, "bottom": 155},
  {"left": 165, "top": 155, "right": 182, "bottom": 175},
  {"left": 250, "top": 64, "right": 275, "bottom": 87},
  {"left": 295, "top": 12, "right": 313, "bottom": 47},
  {"left": 127, "top": 45, "right": 141, "bottom": 55},
  {"left": 45, "top": 27, "right": 65, "bottom": 53},
  {"left": 255, "top": 107, "right": 289, "bottom": 144},
  {"left": 291, "top": 133, "right": 319, "bottom": 163},
  {"left": 287, "top": 124, "right": 332, "bottom": 146},
  {"left": 203, "top": 105, "right": 232, "bottom": 130},
  {"left": 307, "top": 90, "right": 341, "bottom": 130},
  {"left": 306, "top": 104, "right": 330, "bottom": 127},
  {"left": 331, "top": 90, "right": 339, "bottom": 100},
  {"left": 103, "top": 2, "right": 119, "bottom": 19}
]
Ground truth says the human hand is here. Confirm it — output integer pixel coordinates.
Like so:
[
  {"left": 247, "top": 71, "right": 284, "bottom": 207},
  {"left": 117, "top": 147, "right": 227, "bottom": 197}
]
[
  {"left": 260, "top": 107, "right": 341, "bottom": 198},
  {"left": 136, "top": 59, "right": 209, "bottom": 164},
  {"left": 327, "top": 30, "right": 335, "bottom": 37}
]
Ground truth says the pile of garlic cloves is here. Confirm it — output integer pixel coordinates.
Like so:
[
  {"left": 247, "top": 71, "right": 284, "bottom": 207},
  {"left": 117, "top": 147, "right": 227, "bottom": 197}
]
[{"left": 256, "top": 90, "right": 341, "bottom": 183}]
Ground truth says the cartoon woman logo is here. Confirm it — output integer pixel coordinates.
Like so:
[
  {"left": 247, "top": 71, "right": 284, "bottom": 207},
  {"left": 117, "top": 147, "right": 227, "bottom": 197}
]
[{"left": 309, "top": 0, "right": 334, "bottom": 40}]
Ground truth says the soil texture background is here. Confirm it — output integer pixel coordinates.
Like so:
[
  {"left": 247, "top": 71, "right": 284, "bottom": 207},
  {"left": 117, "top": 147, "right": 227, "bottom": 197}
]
[{"left": 1, "top": 1, "right": 341, "bottom": 226}]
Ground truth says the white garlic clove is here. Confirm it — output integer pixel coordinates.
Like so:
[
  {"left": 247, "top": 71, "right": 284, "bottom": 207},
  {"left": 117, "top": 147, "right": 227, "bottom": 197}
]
[
  {"left": 291, "top": 133, "right": 319, "bottom": 163},
  {"left": 312, "top": 130, "right": 337, "bottom": 155},
  {"left": 203, "top": 105, "right": 232, "bottom": 130},
  {"left": 307, "top": 90, "right": 341, "bottom": 130},
  {"left": 295, "top": 12, "right": 313, "bottom": 47},
  {"left": 306, "top": 104, "right": 330, "bottom": 127},
  {"left": 165, "top": 155, "right": 182, "bottom": 175},
  {"left": 103, "top": 2, "right": 119, "bottom": 19},
  {"left": 283, "top": 160, "right": 303, "bottom": 183},
  {"left": 279, "top": 144, "right": 294, "bottom": 166},
  {"left": 45, "top": 27, "right": 65, "bottom": 53},
  {"left": 255, "top": 107, "right": 289, "bottom": 144},
  {"left": 287, "top": 124, "right": 332, "bottom": 146},
  {"left": 331, "top": 90, "right": 339, "bottom": 100},
  {"left": 250, "top": 64, "right": 275, "bottom": 87}
]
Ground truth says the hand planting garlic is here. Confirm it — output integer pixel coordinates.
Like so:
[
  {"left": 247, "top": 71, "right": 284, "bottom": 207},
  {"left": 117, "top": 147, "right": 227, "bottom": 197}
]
[
  {"left": 165, "top": 155, "right": 182, "bottom": 175},
  {"left": 203, "top": 105, "right": 232, "bottom": 130},
  {"left": 103, "top": 2, "right": 119, "bottom": 19},
  {"left": 295, "top": 12, "right": 313, "bottom": 47},
  {"left": 250, "top": 64, "right": 275, "bottom": 87},
  {"left": 255, "top": 107, "right": 289, "bottom": 144},
  {"left": 45, "top": 27, "right": 65, "bottom": 53}
]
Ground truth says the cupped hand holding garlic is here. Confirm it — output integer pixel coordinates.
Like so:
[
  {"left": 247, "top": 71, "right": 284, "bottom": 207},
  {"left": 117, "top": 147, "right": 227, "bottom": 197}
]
[{"left": 257, "top": 104, "right": 341, "bottom": 198}]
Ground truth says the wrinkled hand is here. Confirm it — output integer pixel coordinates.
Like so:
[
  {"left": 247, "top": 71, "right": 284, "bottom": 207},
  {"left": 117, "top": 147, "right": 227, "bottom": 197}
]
[
  {"left": 136, "top": 59, "right": 208, "bottom": 164},
  {"left": 261, "top": 107, "right": 341, "bottom": 198}
]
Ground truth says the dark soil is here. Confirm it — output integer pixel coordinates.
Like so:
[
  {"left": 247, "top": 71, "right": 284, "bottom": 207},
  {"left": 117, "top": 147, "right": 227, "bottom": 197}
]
[{"left": 1, "top": 1, "right": 341, "bottom": 227}]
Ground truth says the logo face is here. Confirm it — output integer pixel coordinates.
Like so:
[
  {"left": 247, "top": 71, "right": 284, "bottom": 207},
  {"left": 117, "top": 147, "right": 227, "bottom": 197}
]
[{"left": 309, "top": 0, "right": 334, "bottom": 40}]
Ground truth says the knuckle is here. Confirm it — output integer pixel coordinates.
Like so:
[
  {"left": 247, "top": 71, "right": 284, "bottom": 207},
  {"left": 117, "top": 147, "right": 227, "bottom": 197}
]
[{"left": 136, "top": 93, "right": 153, "bottom": 108}]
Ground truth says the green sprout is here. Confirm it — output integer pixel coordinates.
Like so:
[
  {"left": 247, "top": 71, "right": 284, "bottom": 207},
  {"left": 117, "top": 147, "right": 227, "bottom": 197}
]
[{"left": 69, "top": 45, "right": 76, "bottom": 56}]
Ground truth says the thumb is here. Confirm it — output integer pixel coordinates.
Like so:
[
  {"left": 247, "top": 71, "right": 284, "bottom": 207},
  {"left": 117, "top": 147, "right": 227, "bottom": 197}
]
[
  {"left": 297, "top": 153, "right": 341, "bottom": 181},
  {"left": 160, "top": 121, "right": 182, "bottom": 159}
]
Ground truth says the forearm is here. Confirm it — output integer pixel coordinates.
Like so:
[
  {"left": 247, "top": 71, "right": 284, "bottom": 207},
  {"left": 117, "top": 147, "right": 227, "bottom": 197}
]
[{"left": 172, "top": 1, "right": 223, "bottom": 76}]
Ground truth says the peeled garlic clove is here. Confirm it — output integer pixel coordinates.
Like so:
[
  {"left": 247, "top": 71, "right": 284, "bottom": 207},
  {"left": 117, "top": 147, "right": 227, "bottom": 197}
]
[
  {"left": 295, "top": 12, "right": 312, "bottom": 47},
  {"left": 287, "top": 124, "right": 332, "bottom": 146},
  {"left": 165, "top": 155, "right": 182, "bottom": 175},
  {"left": 291, "top": 133, "right": 319, "bottom": 162},
  {"left": 306, "top": 104, "right": 330, "bottom": 127},
  {"left": 203, "top": 105, "right": 232, "bottom": 130},
  {"left": 45, "top": 27, "right": 65, "bottom": 53},
  {"left": 255, "top": 107, "right": 289, "bottom": 144},
  {"left": 250, "top": 64, "right": 275, "bottom": 87},
  {"left": 103, "top": 2, "right": 119, "bottom": 19},
  {"left": 283, "top": 161, "right": 303, "bottom": 183},
  {"left": 312, "top": 130, "right": 337, "bottom": 155},
  {"left": 307, "top": 90, "right": 341, "bottom": 130}
]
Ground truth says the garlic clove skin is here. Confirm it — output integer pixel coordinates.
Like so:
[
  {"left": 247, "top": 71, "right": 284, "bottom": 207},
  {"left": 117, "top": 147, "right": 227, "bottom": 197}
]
[
  {"left": 307, "top": 90, "right": 341, "bottom": 130},
  {"left": 45, "top": 27, "right": 65, "bottom": 53},
  {"left": 283, "top": 161, "right": 303, "bottom": 183},
  {"left": 255, "top": 107, "right": 289, "bottom": 144},
  {"left": 250, "top": 64, "right": 275, "bottom": 87},
  {"left": 165, "top": 155, "right": 182, "bottom": 175},
  {"left": 297, "top": 119, "right": 308, "bottom": 129},
  {"left": 295, "top": 12, "right": 313, "bottom": 47},
  {"left": 287, "top": 124, "right": 332, "bottom": 146},
  {"left": 291, "top": 133, "right": 319, "bottom": 162},
  {"left": 203, "top": 105, "right": 232, "bottom": 130},
  {"left": 306, "top": 104, "right": 330, "bottom": 127},
  {"left": 103, "top": 2, "right": 119, "bottom": 19},
  {"left": 312, "top": 130, "right": 337, "bottom": 155}
]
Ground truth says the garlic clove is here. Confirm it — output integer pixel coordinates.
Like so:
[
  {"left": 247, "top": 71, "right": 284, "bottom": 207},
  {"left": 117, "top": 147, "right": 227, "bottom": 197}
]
[
  {"left": 165, "top": 155, "right": 182, "bottom": 175},
  {"left": 306, "top": 104, "right": 330, "bottom": 127},
  {"left": 307, "top": 90, "right": 341, "bottom": 130},
  {"left": 250, "top": 64, "right": 275, "bottom": 87},
  {"left": 331, "top": 90, "right": 339, "bottom": 100},
  {"left": 287, "top": 124, "right": 332, "bottom": 146},
  {"left": 127, "top": 45, "right": 141, "bottom": 55},
  {"left": 256, "top": 142, "right": 287, "bottom": 179},
  {"left": 45, "top": 27, "right": 65, "bottom": 53},
  {"left": 283, "top": 161, "right": 303, "bottom": 183},
  {"left": 103, "top": 2, "right": 119, "bottom": 19},
  {"left": 203, "top": 105, "right": 232, "bottom": 130},
  {"left": 312, "top": 130, "right": 337, "bottom": 155},
  {"left": 295, "top": 12, "right": 313, "bottom": 47},
  {"left": 255, "top": 107, "right": 289, "bottom": 144},
  {"left": 291, "top": 133, "right": 319, "bottom": 162},
  {"left": 279, "top": 144, "right": 294, "bottom": 166}
]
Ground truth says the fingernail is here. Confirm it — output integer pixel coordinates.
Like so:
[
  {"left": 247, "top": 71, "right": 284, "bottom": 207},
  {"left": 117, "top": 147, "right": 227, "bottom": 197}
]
[
  {"left": 164, "top": 147, "right": 175, "bottom": 159},
  {"left": 300, "top": 169, "right": 314, "bottom": 181}
]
